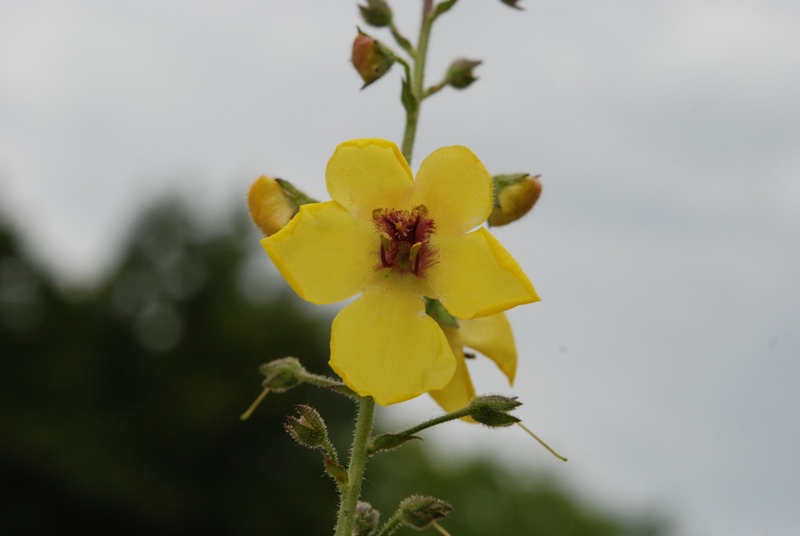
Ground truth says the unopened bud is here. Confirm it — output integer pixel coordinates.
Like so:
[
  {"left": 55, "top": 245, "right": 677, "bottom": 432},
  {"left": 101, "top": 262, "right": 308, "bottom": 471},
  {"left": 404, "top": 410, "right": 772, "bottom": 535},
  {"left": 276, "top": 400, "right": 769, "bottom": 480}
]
[
  {"left": 352, "top": 30, "right": 396, "bottom": 88},
  {"left": 284, "top": 404, "right": 328, "bottom": 448},
  {"left": 353, "top": 501, "right": 381, "bottom": 536},
  {"left": 488, "top": 173, "right": 542, "bottom": 227},
  {"left": 258, "top": 357, "right": 308, "bottom": 392},
  {"left": 500, "top": 0, "right": 524, "bottom": 9},
  {"left": 359, "top": 0, "right": 392, "bottom": 27},
  {"left": 248, "top": 176, "right": 314, "bottom": 237},
  {"left": 398, "top": 495, "right": 452, "bottom": 529},
  {"left": 445, "top": 58, "right": 482, "bottom": 89},
  {"left": 468, "top": 395, "right": 522, "bottom": 427}
]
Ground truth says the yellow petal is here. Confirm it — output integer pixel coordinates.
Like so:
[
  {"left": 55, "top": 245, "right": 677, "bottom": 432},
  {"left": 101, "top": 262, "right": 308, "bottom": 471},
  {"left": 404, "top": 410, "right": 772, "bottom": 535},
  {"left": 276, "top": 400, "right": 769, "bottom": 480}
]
[
  {"left": 262, "top": 201, "right": 376, "bottom": 304},
  {"left": 458, "top": 313, "right": 517, "bottom": 385},
  {"left": 427, "top": 227, "right": 540, "bottom": 319},
  {"left": 410, "top": 145, "right": 493, "bottom": 237},
  {"left": 329, "top": 277, "right": 455, "bottom": 406},
  {"left": 428, "top": 329, "right": 476, "bottom": 414},
  {"left": 326, "top": 139, "right": 415, "bottom": 221}
]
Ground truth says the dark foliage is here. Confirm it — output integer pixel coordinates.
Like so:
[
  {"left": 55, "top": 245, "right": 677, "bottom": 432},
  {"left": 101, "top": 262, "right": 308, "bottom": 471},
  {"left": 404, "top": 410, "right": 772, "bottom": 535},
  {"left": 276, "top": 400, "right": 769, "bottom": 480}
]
[{"left": 0, "top": 201, "right": 668, "bottom": 535}]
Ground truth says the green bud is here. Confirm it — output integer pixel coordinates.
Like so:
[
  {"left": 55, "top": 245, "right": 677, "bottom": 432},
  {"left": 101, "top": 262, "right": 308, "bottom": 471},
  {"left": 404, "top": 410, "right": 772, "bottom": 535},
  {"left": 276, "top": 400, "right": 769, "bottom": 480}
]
[
  {"left": 258, "top": 357, "right": 307, "bottom": 392},
  {"left": 353, "top": 502, "right": 380, "bottom": 536},
  {"left": 351, "top": 29, "right": 396, "bottom": 88},
  {"left": 445, "top": 58, "right": 482, "bottom": 89},
  {"left": 284, "top": 405, "right": 328, "bottom": 448},
  {"left": 500, "top": 0, "right": 524, "bottom": 9},
  {"left": 488, "top": 173, "right": 542, "bottom": 227},
  {"left": 367, "top": 433, "right": 421, "bottom": 455},
  {"left": 323, "top": 453, "right": 349, "bottom": 486},
  {"left": 468, "top": 395, "right": 523, "bottom": 427},
  {"left": 397, "top": 495, "right": 452, "bottom": 529},
  {"left": 359, "top": 0, "right": 392, "bottom": 27}
]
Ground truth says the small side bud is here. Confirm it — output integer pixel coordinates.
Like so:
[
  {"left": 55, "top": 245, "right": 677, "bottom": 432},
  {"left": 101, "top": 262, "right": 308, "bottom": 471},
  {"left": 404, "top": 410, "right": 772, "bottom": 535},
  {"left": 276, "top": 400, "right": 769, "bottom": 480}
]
[
  {"left": 500, "top": 0, "right": 524, "bottom": 9},
  {"left": 322, "top": 452, "right": 349, "bottom": 486},
  {"left": 367, "top": 433, "right": 421, "bottom": 455},
  {"left": 468, "top": 395, "right": 522, "bottom": 427},
  {"left": 258, "top": 357, "right": 308, "bottom": 392},
  {"left": 488, "top": 173, "right": 542, "bottom": 227},
  {"left": 247, "top": 176, "right": 315, "bottom": 236},
  {"left": 397, "top": 495, "right": 452, "bottom": 530},
  {"left": 444, "top": 58, "right": 482, "bottom": 89},
  {"left": 353, "top": 501, "right": 381, "bottom": 536},
  {"left": 284, "top": 404, "right": 329, "bottom": 448},
  {"left": 352, "top": 29, "right": 396, "bottom": 88},
  {"left": 359, "top": 0, "right": 392, "bottom": 27}
]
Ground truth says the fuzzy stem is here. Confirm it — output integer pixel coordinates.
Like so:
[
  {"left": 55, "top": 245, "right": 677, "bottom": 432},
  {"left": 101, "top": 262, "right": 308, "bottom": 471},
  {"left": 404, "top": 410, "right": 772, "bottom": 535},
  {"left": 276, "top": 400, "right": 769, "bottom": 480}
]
[
  {"left": 401, "top": 0, "right": 435, "bottom": 163},
  {"left": 393, "top": 405, "right": 473, "bottom": 438},
  {"left": 333, "top": 395, "right": 376, "bottom": 536}
]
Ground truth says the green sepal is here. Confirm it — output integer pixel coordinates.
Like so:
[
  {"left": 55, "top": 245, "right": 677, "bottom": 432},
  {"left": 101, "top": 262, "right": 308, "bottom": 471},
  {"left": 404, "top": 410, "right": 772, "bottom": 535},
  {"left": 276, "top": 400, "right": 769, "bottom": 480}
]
[
  {"left": 367, "top": 433, "right": 422, "bottom": 456},
  {"left": 434, "top": 0, "right": 459, "bottom": 19},
  {"left": 424, "top": 297, "right": 458, "bottom": 328},
  {"left": 401, "top": 78, "right": 418, "bottom": 114},
  {"left": 322, "top": 453, "right": 349, "bottom": 487}
]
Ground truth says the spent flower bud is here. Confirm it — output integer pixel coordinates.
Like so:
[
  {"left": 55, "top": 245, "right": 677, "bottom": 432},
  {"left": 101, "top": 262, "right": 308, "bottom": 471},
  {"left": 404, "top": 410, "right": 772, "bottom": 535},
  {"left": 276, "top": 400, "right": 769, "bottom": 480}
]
[
  {"left": 488, "top": 173, "right": 542, "bottom": 226},
  {"left": 284, "top": 404, "right": 329, "bottom": 448},
  {"left": 258, "top": 357, "right": 308, "bottom": 392},
  {"left": 247, "top": 176, "right": 314, "bottom": 236},
  {"left": 397, "top": 495, "right": 452, "bottom": 529},
  {"left": 359, "top": 0, "right": 392, "bottom": 27},
  {"left": 353, "top": 501, "right": 381, "bottom": 536},
  {"left": 445, "top": 58, "right": 482, "bottom": 89},
  {"left": 468, "top": 395, "right": 522, "bottom": 427},
  {"left": 352, "top": 30, "right": 396, "bottom": 88}
]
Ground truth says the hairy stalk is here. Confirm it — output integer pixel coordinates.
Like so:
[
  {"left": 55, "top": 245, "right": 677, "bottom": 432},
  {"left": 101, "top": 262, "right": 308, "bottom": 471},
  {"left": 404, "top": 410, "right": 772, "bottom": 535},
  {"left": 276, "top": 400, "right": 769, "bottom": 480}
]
[
  {"left": 333, "top": 395, "right": 376, "bottom": 535},
  {"left": 401, "top": 0, "right": 435, "bottom": 163}
]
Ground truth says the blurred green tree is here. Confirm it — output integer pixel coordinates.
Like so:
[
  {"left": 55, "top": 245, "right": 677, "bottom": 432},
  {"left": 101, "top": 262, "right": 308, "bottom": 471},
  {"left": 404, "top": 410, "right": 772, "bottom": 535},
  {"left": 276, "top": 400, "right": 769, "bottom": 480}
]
[{"left": 0, "top": 201, "right": 668, "bottom": 535}]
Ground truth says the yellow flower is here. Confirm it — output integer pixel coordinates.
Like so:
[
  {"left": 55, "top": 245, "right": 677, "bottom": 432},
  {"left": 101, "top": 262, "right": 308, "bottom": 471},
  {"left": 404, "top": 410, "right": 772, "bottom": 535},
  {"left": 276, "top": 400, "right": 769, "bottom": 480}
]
[
  {"left": 262, "top": 138, "right": 538, "bottom": 405},
  {"left": 429, "top": 312, "right": 517, "bottom": 416}
]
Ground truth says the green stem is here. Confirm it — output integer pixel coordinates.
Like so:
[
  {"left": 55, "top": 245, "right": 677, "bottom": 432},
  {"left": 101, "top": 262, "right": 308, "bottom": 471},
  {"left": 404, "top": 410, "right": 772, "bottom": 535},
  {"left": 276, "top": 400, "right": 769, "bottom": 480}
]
[
  {"left": 395, "top": 405, "right": 473, "bottom": 437},
  {"left": 401, "top": 0, "right": 435, "bottom": 163},
  {"left": 375, "top": 514, "right": 403, "bottom": 536},
  {"left": 333, "top": 396, "right": 376, "bottom": 536}
]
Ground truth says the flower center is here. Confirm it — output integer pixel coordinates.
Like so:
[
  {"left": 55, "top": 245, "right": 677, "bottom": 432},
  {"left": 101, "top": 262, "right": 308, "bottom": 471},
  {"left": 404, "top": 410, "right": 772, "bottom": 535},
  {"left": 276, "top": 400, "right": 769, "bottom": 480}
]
[{"left": 372, "top": 205, "right": 436, "bottom": 276}]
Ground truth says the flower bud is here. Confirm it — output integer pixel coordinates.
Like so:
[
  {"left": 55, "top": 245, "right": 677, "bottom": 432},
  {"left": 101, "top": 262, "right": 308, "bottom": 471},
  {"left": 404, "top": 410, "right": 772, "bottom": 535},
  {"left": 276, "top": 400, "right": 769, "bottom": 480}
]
[
  {"left": 352, "top": 30, "right": 396, "bottom": 88},
  {"left": 359, "top": 0, "right": 392, "bottom": 28},
  {"left": 247, "top": 176, "right": 314, "bottom": 237},
  {"left": 397, "top": 495, "right": 452, "bottom": 529},
  {"left": 468, "top": 395, "right": 522, "bottom": 427},
  {"left": 284, "top": 404, "right": 329, "bottom": 448},
  {"left": 444, "top": 58, "right": 482, "bottom": 89},
  {"left": 488, "top": 173, "right": 542, "bottom": 227},
  {"left": 258, "top": 357, "right": 308, "bottom": 392},
  {"left": 500, "top": 0, "right": 524, "bottom": 9},
  {"left": 353, "top": 502, "right": 381, "bottom": 536}
]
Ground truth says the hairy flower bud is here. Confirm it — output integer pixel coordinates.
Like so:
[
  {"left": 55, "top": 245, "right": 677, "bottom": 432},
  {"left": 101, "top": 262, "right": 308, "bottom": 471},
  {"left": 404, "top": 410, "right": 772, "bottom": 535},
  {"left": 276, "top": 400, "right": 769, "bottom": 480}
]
[
  {"left": 445, "top": 58, "right": 482, "bottom": 89},
  {"left": 247, "top": 176, "right": 315, "bottom": 236},
  {"left": 468, "top": 395, "right": 522, "bottom": 427},
  {"left": 284, "top": 404, "right": 329, "bottom": 449},
  {"left": 397, "top": 495, "right": 452, "bottom": 529},
  {"left": 359, "top": 0, "right": 392, "bottom": 27},
  {"left": 353, "top": 502, "right": 381, "bottom": 536},
  {"left": 258, "top": 357, "right": 308, "bottom": 392},
  {"left": 352, "top": 30, "right": 396, "bottom": 88},
  {"left": 488, "top": 173, "right": 542, "bottom": 227}
]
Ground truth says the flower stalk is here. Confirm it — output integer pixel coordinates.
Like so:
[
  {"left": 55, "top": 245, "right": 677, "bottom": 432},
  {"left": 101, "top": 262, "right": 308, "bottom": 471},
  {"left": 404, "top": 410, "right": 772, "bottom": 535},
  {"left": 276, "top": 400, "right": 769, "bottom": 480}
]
[
  {"left": 333, "top": 395, "right": 376, "bottom": 536},
  {"left": 401, "top": 0, "right": 435, "bottom": 163}
]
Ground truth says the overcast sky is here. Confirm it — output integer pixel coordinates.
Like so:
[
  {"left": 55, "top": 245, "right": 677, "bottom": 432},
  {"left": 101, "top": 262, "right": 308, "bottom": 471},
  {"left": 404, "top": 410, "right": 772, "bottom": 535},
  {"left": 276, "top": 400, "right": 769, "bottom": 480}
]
[{"left": 2, "top": 1, "right": 799, "bottom": 535}]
